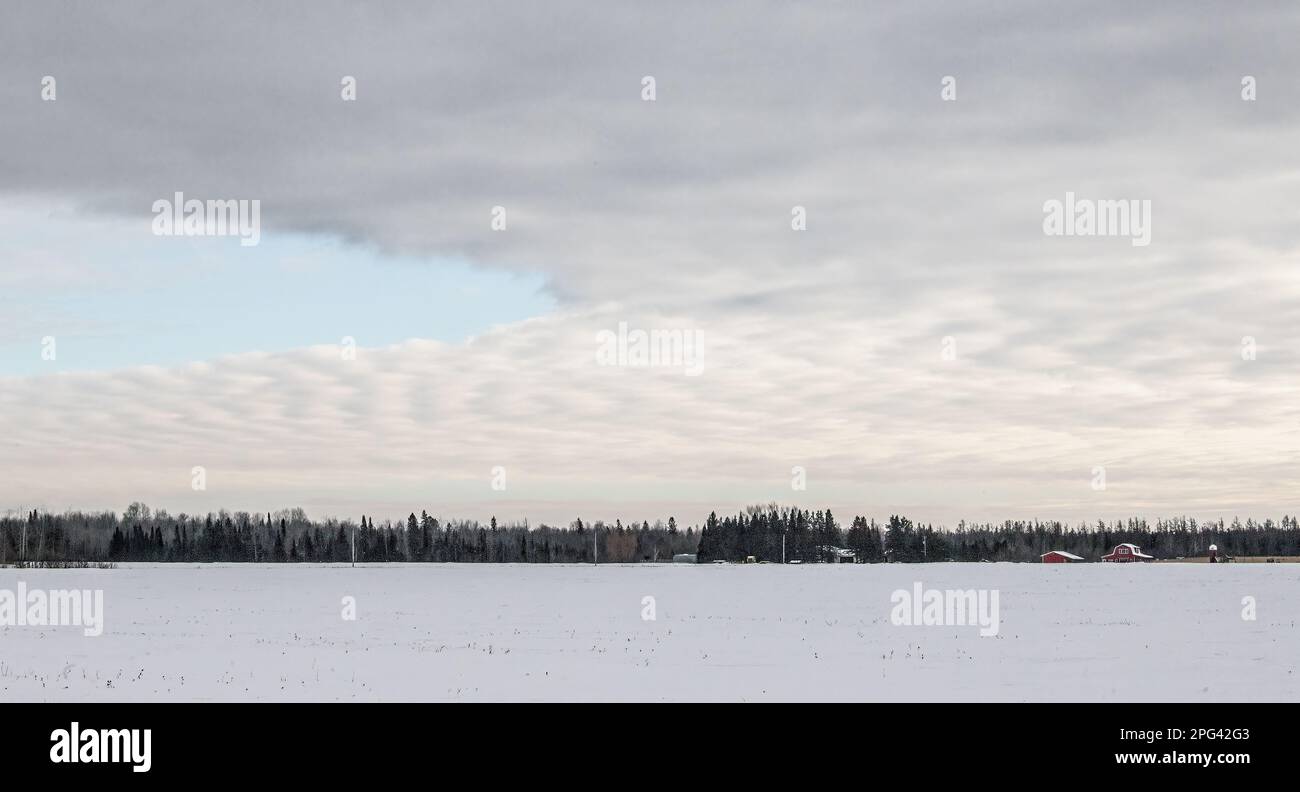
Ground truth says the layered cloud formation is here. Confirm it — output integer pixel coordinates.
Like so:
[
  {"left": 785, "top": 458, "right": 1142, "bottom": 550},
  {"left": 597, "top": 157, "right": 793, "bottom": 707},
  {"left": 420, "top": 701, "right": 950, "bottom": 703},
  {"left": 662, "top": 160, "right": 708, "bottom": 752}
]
[{"left": 2, "top": 1, "right": 1298, "bottom": 523}]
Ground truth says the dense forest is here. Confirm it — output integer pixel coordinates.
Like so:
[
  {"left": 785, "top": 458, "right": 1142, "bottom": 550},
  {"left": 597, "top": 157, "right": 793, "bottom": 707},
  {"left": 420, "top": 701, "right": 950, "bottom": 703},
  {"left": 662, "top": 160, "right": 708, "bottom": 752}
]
[
  {"left": 0, "top": 504, "right": 697, "bottom": 565},
  {"left": 695, "top": 507, "right": 1300, "bottom": 563},
  {"left": 2, "top": 502, "right": 1299, "bottom": 564}
]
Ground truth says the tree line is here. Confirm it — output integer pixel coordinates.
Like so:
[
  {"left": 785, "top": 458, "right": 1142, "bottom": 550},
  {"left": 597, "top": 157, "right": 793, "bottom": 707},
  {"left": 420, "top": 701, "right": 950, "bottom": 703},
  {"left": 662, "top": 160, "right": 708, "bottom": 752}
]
[
  {"left": 0, "top": 504, "right": 697, "bottom": 564},
  {"left": 2, "top": 503, "right": 1299, "bottom": 564},
  {"left": 697, "top": 507, "right": 1300, "bottom": 562}
]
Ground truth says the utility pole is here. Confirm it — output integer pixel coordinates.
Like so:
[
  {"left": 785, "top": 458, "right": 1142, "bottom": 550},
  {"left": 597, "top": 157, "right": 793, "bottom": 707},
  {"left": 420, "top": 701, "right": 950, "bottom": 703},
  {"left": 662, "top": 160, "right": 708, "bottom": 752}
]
[
  {"left": 351, "top": 520, "right": 357, "bottom": 568},
  {"left": 593, "top": 528, "right": 598, "bottom": 566},
  {"left": 782, "top": 532, "right": 786, "bottom": 564}
]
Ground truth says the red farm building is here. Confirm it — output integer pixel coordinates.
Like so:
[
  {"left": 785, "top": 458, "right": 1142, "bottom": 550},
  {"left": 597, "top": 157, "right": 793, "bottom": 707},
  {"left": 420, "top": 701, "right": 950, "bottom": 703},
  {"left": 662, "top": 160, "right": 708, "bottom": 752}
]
[
  {"left": 1101, "top": 543, "right": 1154, "bottom": 563},
  {"left": 1040, "top": 550, "right": 1084, "bottom": 563}
]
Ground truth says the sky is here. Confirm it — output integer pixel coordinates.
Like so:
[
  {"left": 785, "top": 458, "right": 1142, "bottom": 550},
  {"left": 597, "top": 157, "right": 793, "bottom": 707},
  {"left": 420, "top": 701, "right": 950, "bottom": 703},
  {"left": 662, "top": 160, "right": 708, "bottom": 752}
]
[{"left": 1, "top": 1, "right": 1298, "bottom": 527}]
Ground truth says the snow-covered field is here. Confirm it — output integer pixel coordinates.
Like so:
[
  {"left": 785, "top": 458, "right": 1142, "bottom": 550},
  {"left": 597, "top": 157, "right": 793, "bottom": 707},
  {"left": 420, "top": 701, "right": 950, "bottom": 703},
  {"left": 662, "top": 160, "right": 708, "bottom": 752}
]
[{"left": 1, "top": 563, "right": 1296, "bottom": 702}]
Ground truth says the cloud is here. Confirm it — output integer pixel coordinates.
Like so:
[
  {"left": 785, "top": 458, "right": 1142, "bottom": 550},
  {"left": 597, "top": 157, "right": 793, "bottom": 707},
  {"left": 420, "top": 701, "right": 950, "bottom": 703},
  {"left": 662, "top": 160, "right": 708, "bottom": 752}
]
[
  {"left": 3, "top": 303, "right": 1297, "bottom": 523},
  {"left": 2, "top": 1, "right": 1299, "bottom": 521}
]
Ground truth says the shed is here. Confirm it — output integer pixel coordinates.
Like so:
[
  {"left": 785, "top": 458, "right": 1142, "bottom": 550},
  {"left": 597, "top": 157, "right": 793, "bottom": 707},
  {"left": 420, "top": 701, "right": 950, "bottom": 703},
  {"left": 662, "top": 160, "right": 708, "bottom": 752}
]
[{"left": 1040, "top": 550, "right": 1084, "bottom": 563}]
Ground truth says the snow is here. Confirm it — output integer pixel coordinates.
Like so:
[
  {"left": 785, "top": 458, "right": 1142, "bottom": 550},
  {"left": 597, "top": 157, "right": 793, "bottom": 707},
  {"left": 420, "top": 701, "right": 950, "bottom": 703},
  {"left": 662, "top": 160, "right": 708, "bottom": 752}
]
[{"left": 1, "top": 562, "right": 1295, "bottom": 702}]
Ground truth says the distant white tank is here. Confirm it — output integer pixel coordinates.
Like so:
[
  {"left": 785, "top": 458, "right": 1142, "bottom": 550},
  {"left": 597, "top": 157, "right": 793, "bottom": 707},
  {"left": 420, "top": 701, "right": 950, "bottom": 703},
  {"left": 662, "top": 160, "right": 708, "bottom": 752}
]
[{"left": 1209, "top": 544, "right": 1218, "bottom": 552}]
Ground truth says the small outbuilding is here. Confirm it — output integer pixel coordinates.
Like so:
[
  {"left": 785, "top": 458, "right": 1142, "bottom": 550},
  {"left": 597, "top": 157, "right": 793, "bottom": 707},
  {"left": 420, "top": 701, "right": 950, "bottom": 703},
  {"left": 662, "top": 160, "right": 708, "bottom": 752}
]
[
  {"left": 816, "top": 545, "right": 857, "bottom": 563},
  {"left": 1040, "top": 550, "right": 1084, "bottom": 563},
  {"left": 1101, "top": 543, "right": 1154, "bottom": 562}
]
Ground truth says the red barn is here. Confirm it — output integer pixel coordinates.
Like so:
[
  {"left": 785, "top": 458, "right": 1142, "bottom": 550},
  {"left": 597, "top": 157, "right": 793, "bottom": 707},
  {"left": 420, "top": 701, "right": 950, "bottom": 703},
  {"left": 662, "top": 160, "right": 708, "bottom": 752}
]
[
  {"left": 1101, "top": 543, "right": 1153, "bottom": 562},
  {"left": 1041, "top": 550, "right": 1084, "bottom": 563}
]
